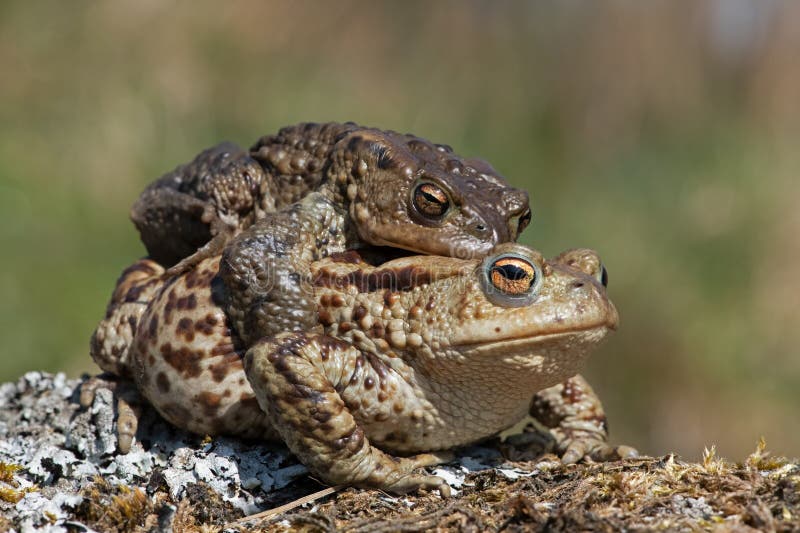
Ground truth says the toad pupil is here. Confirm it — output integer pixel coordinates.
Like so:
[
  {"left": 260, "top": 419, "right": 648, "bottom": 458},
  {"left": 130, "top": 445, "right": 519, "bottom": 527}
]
[{"left": 494, "top": 263, "right": 532, "bottom": 283}]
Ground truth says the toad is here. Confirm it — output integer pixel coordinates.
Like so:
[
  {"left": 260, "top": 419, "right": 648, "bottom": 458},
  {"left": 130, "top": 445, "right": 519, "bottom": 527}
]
[
  {"left": 91, "top": 243, "right": 633, "bottom": 495},
  {"left": 131, "top": 122, "right": 531, "bottom": 273}
]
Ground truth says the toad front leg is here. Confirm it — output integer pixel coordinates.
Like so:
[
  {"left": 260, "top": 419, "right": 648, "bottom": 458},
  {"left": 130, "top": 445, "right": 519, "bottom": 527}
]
[
  {"left": 530, "top": 375, "right": 638, "bottom": 463},
  {"left": 244, "top": 332, "right": 451, "bottom": 496}
]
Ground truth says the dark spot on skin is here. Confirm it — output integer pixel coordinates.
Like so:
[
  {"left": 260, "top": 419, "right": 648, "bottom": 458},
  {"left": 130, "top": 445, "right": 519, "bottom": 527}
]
[
  {"left": 377, "top": 391, "right": 388, "bottom": 403},
  {"left": 176, "top": 317, "right": 195, "bottom": 342},
  {"left": 331, "top": 294, "right": 345, "bottom": 307},
  {"left": 318, "top": 309, "right": 334, "bottom": 327},
  {"left": 353, "top": 305, "right": 368, "bottom": 321},
  {"left": 364, "top": 377, "right": 375, "bottom": 390},
  {"left": 495, "top": 327, "right": 501, "bottom": 333},
  {"left": 312, "top": 409, "right": 333, "bottom": 424},
  {"left": 184, "top": 268, "right": 200, "bottom": 289},
  {"left": 156, "top": 372, "right": 170, "bottom": 393},
  {"left": 127, "top": 315, "right": 137, "bottom": 331},
  {"left": 161, "top": 342, "right": 204, "bottom": 378},
  {"left": 313, "top": 266, "right": 433, "bottom": 293},
  {"left": 365, "top": 353, "right": 390, "bottom": 381},
  {"left": 383, "top": 290, "right": 397, "bottom": 307},
  {"left": 369, "top": 324, "right": 385, "bottom": 339},
  {"left": 124, "top": 284, "right": 146, "bottom": 303},
  {"left": 349, "top": 356, "right": 364, "bottom": 386},
  {"left": 425, "top": 297, "right": 435, "bottom": 311},
  {"left": 148, "top": 316, "right": 158, "bottom": 338},
  {"left": 339, "top": 322, "right": 353, "bottom": 333},
  {"left": 320, "top": 294, "right": 331, "bottom": 307},
  {"left": 328, "top": 250, "right": 365, "bottom": 264},
  {"left": 184, "top": 265, "right": 217, "bottom": 290},
  {"left": 209, "top": 351, "right": 244, "bottom": 382},
  {"left": 317, "top": 336, "right": 348, "bottom": 364},
  {"left": 211, "top": 342, "right": 237, "bottom": 356},
  {"left": 393, "top": 403, "right": 404, "bottom": 414},
  {"left": 198, "top": 391, "right": 223, "bottom": 418},
  {"left": 148, "top": 354, "right": 156, "bottom": 365},
  {"left": 164, "top": 302, "right": 175, "bottom": 324},
  {"left": 195, "top": 314, "right": 218, "bottom": 336},
  {"left": 162, "top": 284, "right": 179, "bottom": 325},
  {"left": 176, "top": 293, "right": 198, "bottom": 311},
  {"left": 561, "top": 379, "right": 584, "bottom": 404}
]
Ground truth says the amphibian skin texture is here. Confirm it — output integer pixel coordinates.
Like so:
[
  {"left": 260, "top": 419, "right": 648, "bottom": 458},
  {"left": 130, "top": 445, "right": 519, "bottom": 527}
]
[
  {"left": 93, "top": 243, "right": 632, "bottom": 495},
  {"left": 131, "top": 122, "right": 531, "bottom": 272}
]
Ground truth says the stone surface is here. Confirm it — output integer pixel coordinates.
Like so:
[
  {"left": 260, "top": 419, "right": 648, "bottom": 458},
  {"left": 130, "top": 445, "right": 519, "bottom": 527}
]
[{"left": 2, "top": 372, "right": 799, "bottom": 532}]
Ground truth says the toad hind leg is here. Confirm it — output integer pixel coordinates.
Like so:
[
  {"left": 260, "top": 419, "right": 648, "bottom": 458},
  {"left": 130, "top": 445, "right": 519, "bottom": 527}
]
[
  {"left": 529, "top": 374, "right": 638, "bottom": 463},
  {"left": 244, "top": 332, "right": 451, "bottom": 496},
  {"left": 79, "top": 373, "right": 142, "bottom": 453}
]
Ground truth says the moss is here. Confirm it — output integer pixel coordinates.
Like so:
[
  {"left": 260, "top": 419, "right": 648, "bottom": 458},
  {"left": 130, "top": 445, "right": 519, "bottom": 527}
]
[
  {"left": 75, "top": 476, "right": 154, "bottom": 533},
  {"left": 237, "top": 441, "right": 800, "bottom": 532},
  {"left": 0, "top": 462, "right": 36, "bottom": 504},
  {"left": 0, "top": 463, "right": 22, "bottom": 485}
]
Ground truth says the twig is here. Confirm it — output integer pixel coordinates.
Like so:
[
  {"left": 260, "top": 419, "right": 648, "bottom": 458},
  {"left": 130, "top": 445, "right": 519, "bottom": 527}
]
[{"left": 229, "top": 485, "right": 342, "bottom": 526}]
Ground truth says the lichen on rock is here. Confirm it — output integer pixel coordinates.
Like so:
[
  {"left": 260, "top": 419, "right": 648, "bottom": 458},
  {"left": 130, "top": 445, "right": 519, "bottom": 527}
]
[{"left": 1, "top": 372, "right": 799, "bottom": 532}]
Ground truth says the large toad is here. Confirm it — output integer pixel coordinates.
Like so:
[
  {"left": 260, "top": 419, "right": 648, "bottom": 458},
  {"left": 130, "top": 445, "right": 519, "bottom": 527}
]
[
  {"left": 132, "top": 122, "right": 531, "bottom": 273},
  {"left": 92, "top": 243, "right": 631, "bottom": 495}
]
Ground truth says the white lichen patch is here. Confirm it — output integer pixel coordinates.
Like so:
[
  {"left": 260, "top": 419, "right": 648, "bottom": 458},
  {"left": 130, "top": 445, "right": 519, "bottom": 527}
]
[{"left": 0, "top": 372, "right": 309, "bottom": 530}]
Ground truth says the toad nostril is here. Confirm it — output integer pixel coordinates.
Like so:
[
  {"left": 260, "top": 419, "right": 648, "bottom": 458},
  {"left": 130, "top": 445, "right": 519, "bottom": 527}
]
[{"left": 572, "top": 281, "right": 585, "bottom": 289}]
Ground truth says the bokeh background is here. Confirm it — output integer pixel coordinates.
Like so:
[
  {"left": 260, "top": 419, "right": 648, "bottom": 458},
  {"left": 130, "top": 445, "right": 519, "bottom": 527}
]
[{"left": 1, "top": 1, "right": 798, "bottom": 462}]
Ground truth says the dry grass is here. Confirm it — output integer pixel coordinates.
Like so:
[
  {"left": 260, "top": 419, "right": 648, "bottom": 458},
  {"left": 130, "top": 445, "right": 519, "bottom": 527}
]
[{"left": 241, "top": 442, "right": 799, "bottom": 532}]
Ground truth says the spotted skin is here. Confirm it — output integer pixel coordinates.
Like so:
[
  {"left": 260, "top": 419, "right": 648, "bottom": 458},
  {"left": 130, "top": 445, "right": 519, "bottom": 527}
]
[
  {"left": 91, "top": 243, "right": 634, "bottom": 495},
  {"left": 131, "top": 122, "right": 531, "bottom": 273}
]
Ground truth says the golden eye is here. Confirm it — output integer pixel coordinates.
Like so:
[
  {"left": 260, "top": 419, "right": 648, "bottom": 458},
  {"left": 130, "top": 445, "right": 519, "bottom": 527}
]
[
  {"left": 412, "top": 182, "right": 450, "bottom": 218},
  {"left": 480, "top": 251, "right": 543, "bottom": 307},
  {"left": 517, "top": 208, "right": 532, "bottom": 235},
  {"left": 490, "top": 257, "right": 536, "bottom": 295}
]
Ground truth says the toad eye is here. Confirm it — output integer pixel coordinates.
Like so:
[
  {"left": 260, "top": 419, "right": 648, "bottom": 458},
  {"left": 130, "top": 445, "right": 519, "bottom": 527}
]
[
  {"left": 412, "top": 182, "right": 450, "bottom": 219},
  {"left": 598, "top": 264, "right": 608, "bottom": 287},
  {"left": 517, "top": 208, "right": 532, "bottom": 235},
  {"left": 481, "top": 253, "right": 543, "bottom": 307}
]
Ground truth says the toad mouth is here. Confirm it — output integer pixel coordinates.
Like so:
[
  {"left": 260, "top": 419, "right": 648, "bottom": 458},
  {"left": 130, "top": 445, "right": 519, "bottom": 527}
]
[{"left": 455, "top": 324, "right": 615, "bottom": 358}]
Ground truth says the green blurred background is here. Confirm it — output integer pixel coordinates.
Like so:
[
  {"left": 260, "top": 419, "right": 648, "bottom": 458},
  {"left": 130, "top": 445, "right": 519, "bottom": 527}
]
[{"left": 1, "top": 1, "right": 798, "bottom": 462}]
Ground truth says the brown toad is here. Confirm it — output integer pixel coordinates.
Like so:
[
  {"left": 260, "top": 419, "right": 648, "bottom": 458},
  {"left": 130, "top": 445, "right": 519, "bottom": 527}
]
[
  {"left": 131, "top": 122, "right": 531, "bottom": 272},
  {"left": 92, "top": 243, "right": 632, "bottom": 495}
]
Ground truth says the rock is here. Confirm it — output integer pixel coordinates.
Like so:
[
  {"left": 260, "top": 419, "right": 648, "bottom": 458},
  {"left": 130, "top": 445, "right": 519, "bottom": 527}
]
[{"left": 2, "top": 372, "right": 799, "bottom": 531}]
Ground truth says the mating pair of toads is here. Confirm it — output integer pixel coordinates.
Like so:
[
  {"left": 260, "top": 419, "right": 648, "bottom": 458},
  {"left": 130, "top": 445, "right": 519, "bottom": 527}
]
[{"left": 88, "top": 122, "right": 635, "bottom": 497}]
